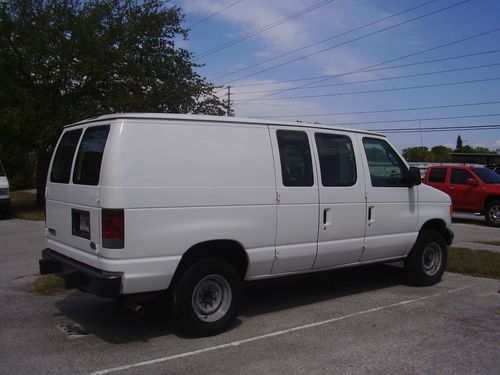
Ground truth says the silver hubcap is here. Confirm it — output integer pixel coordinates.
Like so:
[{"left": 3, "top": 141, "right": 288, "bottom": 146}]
[
  {"left": 488, "top": 204, "right": 500, "bottom": 224},
  {"left": 422, "top": 242, "right": 442, "bottom": 276},
  {"left": 192, "top": 274, "right": 232, "bottom": 322}
]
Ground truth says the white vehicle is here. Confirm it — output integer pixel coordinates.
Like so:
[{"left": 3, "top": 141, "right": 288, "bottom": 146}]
[
  {"left": 39, "top": 114, "right": 454, "bottom": 335},
  {"left": 0, "top": 159, "right": 11, "bottom": 219}
]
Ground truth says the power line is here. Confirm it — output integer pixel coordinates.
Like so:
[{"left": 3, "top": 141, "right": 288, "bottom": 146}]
[
  {"left": 228, "top": 49, "right": 500, "bottom": 88},
  {"left": 233, "top": 77, "right": 500, "bottom": 102},
  {"left": 187, "top": 0, "right": 246, "bottom": 29},
  {"left": 324, "top": 113, "right": 500, "bottom": 127},
  {"left": 231, "top": 62, "right": 500, "bottom": 95},
  {"left": 223, "top": 0, "right": 472, "bottom": 85},
  {"left": 370, "top": 124, "right": 500, "bottom": 133},
  {"left": 194, "top": 0, "right": 338, "bottom": 61},
  {"left": 258, "top": 27, "right": 500, "bottom": 99},
  {"left": 247, "top": 100, "right": 500, "bottom": 118},
  {"left": 211, "top": 0, "right": 440, "bottom": 81}
]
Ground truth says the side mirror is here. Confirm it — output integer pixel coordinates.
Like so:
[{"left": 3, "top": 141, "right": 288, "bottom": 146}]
[
  {"left": 466, "top": 178, "right": 479, "bottom": 186},
  {"left": 408, "top": 167, "right": 422, "bottom": 187}
]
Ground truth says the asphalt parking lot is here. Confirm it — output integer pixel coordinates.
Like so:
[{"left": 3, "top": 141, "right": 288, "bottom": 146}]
[{"left": 0, "top": 218, "right": 498, "bottom": 375}]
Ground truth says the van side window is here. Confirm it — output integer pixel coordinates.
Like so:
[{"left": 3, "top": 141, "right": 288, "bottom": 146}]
[
  {"left": 73, "top": 126, "right": 110, "bottom": 186},
  {"left": 50, "top": 129, "right": 82, "bottom": 183},
  {"left": 429, "top": 168, "right": 447, "bottom": 183},
  {"left": 276, "top": 130, "right": 314, "bottom": 187},
  {"left": 362, "top": 138, "right": 408, "bottom": 187},
  {"left": 450, "top": 169, "right": 473, "bottom": 185},
  {"left": 315, "top": 133, "right": 356, "bottom": 186}
]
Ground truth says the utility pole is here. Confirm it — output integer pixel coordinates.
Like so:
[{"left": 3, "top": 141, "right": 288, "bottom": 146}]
[{"left": 226, "top": 86, "right": 233, "bottom": 117}]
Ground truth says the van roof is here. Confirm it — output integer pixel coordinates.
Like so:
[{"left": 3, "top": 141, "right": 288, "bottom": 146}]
[{"left": 66, "top": 113, "right": 384, "bottom": 137}]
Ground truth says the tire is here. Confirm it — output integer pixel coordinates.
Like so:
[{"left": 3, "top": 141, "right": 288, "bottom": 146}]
[
  {"left": 404, "top": 230, "right": 447, "bottom": 286},
  {"left": 170, "top": 258, "right": 243, "bottom": 336},
  {"left": 485, "top": 200, "right": 500, "bottom": 228},
  {"left": 0, "top": 203, "right": 11, "bottom": 220}
]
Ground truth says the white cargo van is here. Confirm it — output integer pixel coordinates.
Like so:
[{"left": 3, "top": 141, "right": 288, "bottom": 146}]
[
  {"left": 0, "top": 159, "right": 11, "bottom": 219},
  {"left": 39, "top": 114, "right": 453, "bottom": 335}
]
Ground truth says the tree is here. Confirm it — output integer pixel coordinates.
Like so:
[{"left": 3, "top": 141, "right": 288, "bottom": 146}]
[
  {"left": 455, "top": 135, "right": 463, "bottom": 151},
  {"left": 402, "top": 146, "right": 430, "bottom": 162},
  {"left": 0, "top": 0, "right": 227, "bottom": 205},
  {"left": 430, "top": 145, "right": 452, "bottom": 162}
]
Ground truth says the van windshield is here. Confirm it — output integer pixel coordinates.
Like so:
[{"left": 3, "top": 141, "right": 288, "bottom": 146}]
[
  {"left": 0, "top": 161, "right": 5, "bottom": 176},
  {"left": 472, "top": 168, "right": 500, "bottom": 184}
]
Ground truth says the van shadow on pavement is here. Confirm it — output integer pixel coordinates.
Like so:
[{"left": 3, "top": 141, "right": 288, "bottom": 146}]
[{"left": 54, "top": 264, "right": 404, "bottom": 344}]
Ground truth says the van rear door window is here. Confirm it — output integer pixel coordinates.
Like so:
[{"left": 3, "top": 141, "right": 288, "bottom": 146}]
[
  {"left": 50, "top": 129, "right": 82, "bottom": 183},
  {"left": 73, "top": 126, "right": 110, "bottom": 186}
]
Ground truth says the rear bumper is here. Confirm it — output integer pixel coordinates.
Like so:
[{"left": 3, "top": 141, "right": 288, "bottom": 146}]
[{"left": 39, "top": 248, "right": 122, "bottom": 298}]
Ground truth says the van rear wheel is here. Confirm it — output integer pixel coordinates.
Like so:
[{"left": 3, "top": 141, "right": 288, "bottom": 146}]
[
  {"left": 170, "top": 258, "right": 242, "bottom": 336},
  {"left": 404, "top": 230, "right": 447, "bottom": 286}
]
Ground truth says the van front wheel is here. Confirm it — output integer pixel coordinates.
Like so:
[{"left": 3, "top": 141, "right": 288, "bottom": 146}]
[
  {"left": 404, "top": 230, "right": 447, "bottom": 286},
  {"left": 170, "top": 258, "right": 242, "bottom": 336}
]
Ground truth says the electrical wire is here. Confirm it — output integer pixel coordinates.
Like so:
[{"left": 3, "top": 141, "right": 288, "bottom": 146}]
[
  {"left": 370, "top": 124, "right": 500, "bottom": 133},
  {"left": 228, "top": 49, "right": 500, "bottom": 88},
  {"left": 256, "top": 27, "right": 500, "bottom": 99},
  {"left": 231, "top": 62, "right": 500, "bottom": 95},
  {"left": 232, "top": 77, "right": 500, "bottom": 102},
  {"left": 223, "top": 0, "right": 472, "bottom": 85},
  {"left": 211, "top": 0, "right": 440, "bottom": 81},
  {"left": 246, "top": 100, "right": 500, "bottom": 118},
  {"left": 194, "top": 0, "right": 338, "bottom": 60},
  {"left": 324, "top": 113, "right": 500, "bottom": 127},
  {"left": 187, "top": 0, "right": 246, "bottom": 29}
]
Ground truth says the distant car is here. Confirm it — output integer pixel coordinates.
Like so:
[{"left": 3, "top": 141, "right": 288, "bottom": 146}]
[
  {"left": 424, "top": 165, "right": 500, "bottom": 227},
  {"left": 0, "top": 160, "right": 11, "bottom": 219}
]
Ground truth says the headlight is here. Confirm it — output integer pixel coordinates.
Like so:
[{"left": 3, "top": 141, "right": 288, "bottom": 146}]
[{"left": 0, "top": 188, "right": 9, "bottom": 196}]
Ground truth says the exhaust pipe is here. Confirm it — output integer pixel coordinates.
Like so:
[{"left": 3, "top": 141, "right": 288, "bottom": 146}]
[{"left": 124, "top": 300, "right": 144, "bottom": 314}]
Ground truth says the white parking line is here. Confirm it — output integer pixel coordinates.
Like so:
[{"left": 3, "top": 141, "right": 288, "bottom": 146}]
[{"left": 90, "top": 286, "right": 471, "bottom": 375}]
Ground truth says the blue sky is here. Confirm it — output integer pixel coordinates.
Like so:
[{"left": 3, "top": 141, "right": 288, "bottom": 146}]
[{"left": 174, "top": 0, "right": 500, "bottom": 152}]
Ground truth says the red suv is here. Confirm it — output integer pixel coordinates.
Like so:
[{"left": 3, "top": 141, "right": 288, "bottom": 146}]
[{"left": 424, "top": 166, "right": 500, "bottom": 227}]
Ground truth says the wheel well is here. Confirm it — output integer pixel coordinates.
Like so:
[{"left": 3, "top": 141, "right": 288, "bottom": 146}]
[
  {"left": 171, "top": 240, "right": 248, "bottom": 287},
  {"left": 419, "top": 219, "right": 452, "bottom": 245},
  {"left": 485, "top": 196, "right": 500, "bottom": 209}
]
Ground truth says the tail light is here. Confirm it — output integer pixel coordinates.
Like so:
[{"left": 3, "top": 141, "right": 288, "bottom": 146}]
[{"left": 102, "top": 209, "right": 124, "bottom": 249}]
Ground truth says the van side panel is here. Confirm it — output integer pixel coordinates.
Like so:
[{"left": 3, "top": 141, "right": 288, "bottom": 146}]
[{"left": 98, "top": 120, "right": 277, "bottom": 292}]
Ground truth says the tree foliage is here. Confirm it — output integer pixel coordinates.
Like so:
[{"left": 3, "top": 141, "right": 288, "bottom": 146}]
[
  {"left": 402, "top": 144, "right": 494, "bottom": 163},
  {"left": 455, "top": 135, "right": 463, "bottom": 152},
  {"left": 0, "top": 0, "right": 226, "bottom": 204}
]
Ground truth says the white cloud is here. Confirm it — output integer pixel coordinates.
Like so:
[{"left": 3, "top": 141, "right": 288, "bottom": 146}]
[{"left": 182, "top": 0, "right": 390, "bottom": 81}]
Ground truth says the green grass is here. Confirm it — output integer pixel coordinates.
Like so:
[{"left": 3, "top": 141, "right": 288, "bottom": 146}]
[
  {"left": 10, "top": 191, "right": 45, "bottom": 221},
  {"left": 447, "top": 247, "right": 500, "bottom": 280},
  {"left": 473, "top": 241, "right": 500, "bottom": 247},
  {"left": 34, "top": 274, "right": 66, "bottom": 295}
]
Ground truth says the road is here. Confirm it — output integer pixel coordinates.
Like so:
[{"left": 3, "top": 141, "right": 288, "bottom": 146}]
[{"left": 0, "top": 219, "right": 498, "bottom": 375}]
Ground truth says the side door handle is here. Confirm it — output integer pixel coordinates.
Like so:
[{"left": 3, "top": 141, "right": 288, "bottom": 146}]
[
  {"left": 368, "top": 206, "right": 375, "bottom": 225},
  {"left": 323, "top": 208, "right": 331, "bottom": 229}
]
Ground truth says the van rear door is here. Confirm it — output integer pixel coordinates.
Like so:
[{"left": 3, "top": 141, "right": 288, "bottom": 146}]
[{"left": 45, "top": 125, "right": 110, "bottom": 267}]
